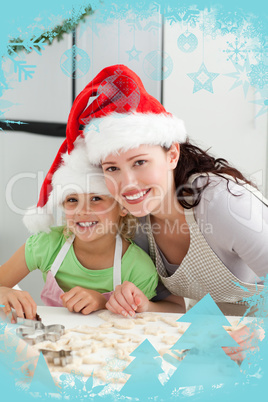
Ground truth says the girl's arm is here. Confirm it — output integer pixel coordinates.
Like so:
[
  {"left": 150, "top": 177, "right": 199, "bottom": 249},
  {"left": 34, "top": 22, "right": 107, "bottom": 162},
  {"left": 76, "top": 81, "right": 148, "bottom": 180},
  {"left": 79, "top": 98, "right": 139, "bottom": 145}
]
[
  {"left": 0, "top": 245, "right": 37, "bottom": 321},
  {"left": 106, "top": 281, "right": 185, "bottom": 316},
  {"left": 60, "top": 286, "right": 107, "bottom": 314}
]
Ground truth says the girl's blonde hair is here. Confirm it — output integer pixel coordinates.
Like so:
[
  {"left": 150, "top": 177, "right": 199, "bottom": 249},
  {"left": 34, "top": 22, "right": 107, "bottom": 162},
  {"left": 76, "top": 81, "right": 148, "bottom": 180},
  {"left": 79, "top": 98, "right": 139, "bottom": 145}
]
[{"left": 117, "top": 213, "right": 138, "bottom": 240}]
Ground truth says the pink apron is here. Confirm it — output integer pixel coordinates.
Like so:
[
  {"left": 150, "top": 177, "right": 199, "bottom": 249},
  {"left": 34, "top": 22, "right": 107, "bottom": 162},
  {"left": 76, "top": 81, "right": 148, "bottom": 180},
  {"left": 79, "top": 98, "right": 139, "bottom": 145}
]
[{"left": 40, "top": 234, "right": 123, "bottom": 306}]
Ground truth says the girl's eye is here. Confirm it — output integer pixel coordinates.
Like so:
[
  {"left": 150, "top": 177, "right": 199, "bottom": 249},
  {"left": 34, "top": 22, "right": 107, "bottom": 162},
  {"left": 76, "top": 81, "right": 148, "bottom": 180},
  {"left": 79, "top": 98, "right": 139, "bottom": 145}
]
[
  {"left": 66, "top": 198, "right": 78, "bottom": 203},
  {"left": 134, "top": 160, "right": 146, "bottom": 166},
  {"left": 91, "top": 196, "right": 102, "bottom": 202},
  {"left": 105, "top": 166, "right": 118, "bottom": 172}
]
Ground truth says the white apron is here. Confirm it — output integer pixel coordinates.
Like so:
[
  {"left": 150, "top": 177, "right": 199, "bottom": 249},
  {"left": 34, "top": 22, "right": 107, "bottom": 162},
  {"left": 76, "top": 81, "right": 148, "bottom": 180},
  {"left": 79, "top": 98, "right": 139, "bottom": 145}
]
[
  {"left": 41, "top": 234, "right": 123, "bottom": 306},
  {"left": 146, "top": 174, "right": 268, "bottom": 316}
]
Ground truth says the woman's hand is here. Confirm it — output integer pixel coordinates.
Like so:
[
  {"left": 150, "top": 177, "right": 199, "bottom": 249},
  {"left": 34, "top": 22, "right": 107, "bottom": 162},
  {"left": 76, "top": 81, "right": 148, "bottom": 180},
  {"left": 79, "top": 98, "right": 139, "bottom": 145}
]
[
  {"left": 106, "top": 281, "right": 149, "bottom": 317},
  {"left": 0, "top": 286, "right": 37, "bottom": 323},
  {"left": 60, "top": 287, "right": 107, "bottom": 315},
  {"left": 223, "top": 325, "right": 264, "bottom": 363}
]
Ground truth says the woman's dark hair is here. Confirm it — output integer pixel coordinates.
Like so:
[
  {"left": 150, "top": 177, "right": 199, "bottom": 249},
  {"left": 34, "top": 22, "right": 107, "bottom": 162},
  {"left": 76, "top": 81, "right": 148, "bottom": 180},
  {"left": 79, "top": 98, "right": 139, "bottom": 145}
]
[{"left": 173, "top": 139, "right": 256, "bottom": 209}]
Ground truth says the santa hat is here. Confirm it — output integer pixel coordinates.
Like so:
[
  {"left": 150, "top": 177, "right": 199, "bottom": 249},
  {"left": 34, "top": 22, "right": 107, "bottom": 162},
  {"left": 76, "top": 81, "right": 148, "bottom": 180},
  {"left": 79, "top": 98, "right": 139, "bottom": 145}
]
[
  {"left": 24, "top": 64, "right": 186, "bottom": 233},
  {"left": 23, "top": 137, "right": 110, "bottom": 234},
  {"left": 65, "top": 64, "right": 187, "bottom": 165}
]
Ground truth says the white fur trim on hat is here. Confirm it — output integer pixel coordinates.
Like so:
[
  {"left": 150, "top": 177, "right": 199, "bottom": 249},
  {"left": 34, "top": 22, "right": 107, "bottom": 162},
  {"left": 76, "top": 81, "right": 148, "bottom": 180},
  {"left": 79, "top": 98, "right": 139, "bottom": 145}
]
[
  {"left": 84, "top": 112, "right": 187, "bottom": 165},
  {"left": 23, "top": 137, "right": 110, "bottom": 234},
  {"left": 50, "top": 137, "right": 110, "bottom": 206}
]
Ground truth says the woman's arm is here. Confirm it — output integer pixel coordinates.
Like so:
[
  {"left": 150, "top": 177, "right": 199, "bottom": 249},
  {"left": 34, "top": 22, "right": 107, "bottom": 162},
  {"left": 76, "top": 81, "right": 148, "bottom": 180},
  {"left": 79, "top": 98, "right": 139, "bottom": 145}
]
[
  {"left": 0, "top": 245, "right": 37, "bottom": 321},
  {"left": 195, "top": 176, "right": 268, "bottom": 278}
]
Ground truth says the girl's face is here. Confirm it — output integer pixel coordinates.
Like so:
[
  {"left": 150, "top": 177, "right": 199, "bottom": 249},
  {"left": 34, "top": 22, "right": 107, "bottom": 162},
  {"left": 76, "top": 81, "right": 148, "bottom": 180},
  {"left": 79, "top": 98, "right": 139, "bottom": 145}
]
[
  {"left": 101, "top": 144, "right": 179, "bottom": 217},
  {"left": 63, "top": 193, "right": 123, "bottom": 242}
]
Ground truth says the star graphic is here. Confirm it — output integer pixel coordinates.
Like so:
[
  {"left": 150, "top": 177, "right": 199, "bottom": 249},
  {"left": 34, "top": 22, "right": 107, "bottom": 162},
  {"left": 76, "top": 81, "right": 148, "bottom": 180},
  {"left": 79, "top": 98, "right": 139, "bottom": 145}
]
[
  {"left": 126, "top": 45, "right": 142, "bottom": 62},
  {"left": 225, "top": 57, "right": 251, "bottom": 98},
  {"left": 249, "top": 88, "right": 268, "bottom": 118},
  {"left": 187, "top": 62, "right": 219, "bottom": 93}
]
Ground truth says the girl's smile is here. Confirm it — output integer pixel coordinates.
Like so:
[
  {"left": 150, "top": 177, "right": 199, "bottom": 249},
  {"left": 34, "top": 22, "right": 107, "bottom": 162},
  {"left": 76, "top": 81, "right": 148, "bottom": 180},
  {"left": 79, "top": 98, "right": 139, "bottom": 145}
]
[{"left": 63, "top": 193, "right": 123, "bottom": 242}]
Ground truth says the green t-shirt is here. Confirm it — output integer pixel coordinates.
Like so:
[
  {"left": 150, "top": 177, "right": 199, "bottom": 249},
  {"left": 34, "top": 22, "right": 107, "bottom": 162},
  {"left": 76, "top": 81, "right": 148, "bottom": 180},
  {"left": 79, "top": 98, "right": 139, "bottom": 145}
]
[{"left": 25, "top": 227, "right": 158, "bottom": 300}]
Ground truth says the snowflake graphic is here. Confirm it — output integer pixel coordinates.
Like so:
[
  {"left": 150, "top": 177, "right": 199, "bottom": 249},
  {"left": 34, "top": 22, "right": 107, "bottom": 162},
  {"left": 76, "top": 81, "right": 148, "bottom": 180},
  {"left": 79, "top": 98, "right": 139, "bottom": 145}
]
[
  {"left": 126, "top": 18, "right": 143, "bottom": 32},
  {"left": 225, "top": 57, "right": 251, "bottom": 98},
  {"left": 103, "top": 357, "right": 128, "bottom": 383},
  {"left": 143, "top": 21, "right": 162, "bottom": 35},
  {"left": 8, "top": 36, "right": 46, "bottom": 56},
  {"left": 0, "top": 120, "right": 27, "bottom": 131},
  {"left": 242, "top": 17, "right": 266, "bottom": 39},
  {"left": 200, "top": 9, "right": 245, "bottom": 39},
  {"left": 223, "top": 37, "right": 249, "bottom": 64},
  {"left": 7, "top": 56, "right": 36, "bottom": 82},
  {"left": 250, "top": 88, "right": 268, "bottom": 118},
  {"left": 44, "top": 30, "right": 58, "bottom": 44},
  {"left": 248, "top": 62, "right": 268, "bottom": 89},
  {"left": 213, "top": 10, "right": 245, "bottom": 37},
  {"left": 250, "top": 38, "right": 268, "bottom": 63},
  {"left": 199, "top": 9, "right": 218, "bottom": 39},
  {"left": 59, "top": 370, "right": 86, "bottom": 397},
  {"left": 182, "top": 8, "right": 200, "bottom": 29},
  {"left": 152, "top": 3, "right": 184, "bottom": 25}
]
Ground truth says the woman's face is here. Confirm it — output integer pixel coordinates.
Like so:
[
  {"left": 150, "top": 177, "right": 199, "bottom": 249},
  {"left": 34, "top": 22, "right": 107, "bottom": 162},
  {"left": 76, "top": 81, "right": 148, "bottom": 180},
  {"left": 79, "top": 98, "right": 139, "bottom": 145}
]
[{"left": 101, "top": 144, "right": 179, "bottom": 217}]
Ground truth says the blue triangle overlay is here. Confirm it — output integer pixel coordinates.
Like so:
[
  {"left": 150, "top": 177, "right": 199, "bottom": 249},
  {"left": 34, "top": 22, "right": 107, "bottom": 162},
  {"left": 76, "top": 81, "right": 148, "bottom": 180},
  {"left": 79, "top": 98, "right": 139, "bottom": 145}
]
[{"left": 28, "top": 352, "right": 59, "bottom": 394}]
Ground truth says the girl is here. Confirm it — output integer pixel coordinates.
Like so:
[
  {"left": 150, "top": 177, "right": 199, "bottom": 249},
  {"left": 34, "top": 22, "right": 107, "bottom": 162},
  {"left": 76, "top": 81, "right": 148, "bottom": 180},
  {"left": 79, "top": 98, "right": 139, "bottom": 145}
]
[
  {"left": 64, "top": 64, "right": 267, "bottom": 318},
  {"left": 0, "top": 137, "right": 184, "bottom": 322}
]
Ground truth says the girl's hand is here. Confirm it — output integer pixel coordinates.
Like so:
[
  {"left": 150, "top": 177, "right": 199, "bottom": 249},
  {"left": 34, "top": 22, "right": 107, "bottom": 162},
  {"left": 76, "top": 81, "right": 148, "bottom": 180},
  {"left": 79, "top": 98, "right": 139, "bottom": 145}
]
[
  {"left": 60, "top": 287, "right": 107, "bottom": 315},
  {"left": 106, "top": 281, "right": 149, "bottom": 317},
  {"left": 0, "top": 286, "right": 37, "bottom": 323}
]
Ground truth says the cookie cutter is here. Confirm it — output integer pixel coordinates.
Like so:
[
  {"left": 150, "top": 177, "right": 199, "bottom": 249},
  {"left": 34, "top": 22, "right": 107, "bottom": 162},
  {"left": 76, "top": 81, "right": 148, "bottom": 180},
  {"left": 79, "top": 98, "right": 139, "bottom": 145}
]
[
  {"left": 39, "top": 348, "right": 73, "bottom": 367},
  {"left": 16, "top": 317, "right": 65, "bottom": 345},
  {"left": 162, "top": 349, "right": 188, "bottom": 367}
]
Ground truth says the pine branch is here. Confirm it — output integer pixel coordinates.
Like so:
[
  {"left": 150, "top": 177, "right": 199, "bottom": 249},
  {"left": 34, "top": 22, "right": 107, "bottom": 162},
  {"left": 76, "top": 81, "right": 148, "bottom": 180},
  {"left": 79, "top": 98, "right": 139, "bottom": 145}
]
[{"left": 8, "top": 6, "right": 94, "bottom": 55}]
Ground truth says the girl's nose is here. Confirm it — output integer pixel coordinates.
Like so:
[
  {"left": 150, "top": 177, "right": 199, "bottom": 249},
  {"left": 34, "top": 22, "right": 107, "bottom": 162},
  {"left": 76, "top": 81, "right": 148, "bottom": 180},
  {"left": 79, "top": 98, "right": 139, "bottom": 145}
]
[{"left": 77, "top": 198, "right": 92, "bottom": 214}]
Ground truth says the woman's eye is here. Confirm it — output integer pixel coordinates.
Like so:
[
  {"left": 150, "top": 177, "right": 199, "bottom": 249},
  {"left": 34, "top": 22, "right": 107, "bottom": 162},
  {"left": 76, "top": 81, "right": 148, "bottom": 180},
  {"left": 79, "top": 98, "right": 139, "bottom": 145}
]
[
  {"left": 106, "top": 166, "right": 118, "bottom": 172},
  {"left": 134, "top": 160, "right": 146, "bottom": 166},
  {"left": 91, "top": 196, "right": 102, "bottom": 202}
]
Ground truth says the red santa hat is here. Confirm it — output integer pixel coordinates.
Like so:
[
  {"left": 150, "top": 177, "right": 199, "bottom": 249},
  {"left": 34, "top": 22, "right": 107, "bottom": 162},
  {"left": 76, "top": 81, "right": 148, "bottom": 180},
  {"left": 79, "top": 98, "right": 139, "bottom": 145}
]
[
  {"left": 23, "top": 137, "right": 110, "bottom": 234},
  {"left": 23, "top": 64, "right": 186, "bottom": 233},
  {"left": 66, "top": 64, "right": 187, "bottom": 165}
]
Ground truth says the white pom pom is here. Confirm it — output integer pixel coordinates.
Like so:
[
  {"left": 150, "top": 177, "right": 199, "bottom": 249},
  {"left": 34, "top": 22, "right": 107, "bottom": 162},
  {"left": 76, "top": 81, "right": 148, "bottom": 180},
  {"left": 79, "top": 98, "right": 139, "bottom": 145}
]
[{"left": 23, "top": 206, "right": 54, "bottom": 234}]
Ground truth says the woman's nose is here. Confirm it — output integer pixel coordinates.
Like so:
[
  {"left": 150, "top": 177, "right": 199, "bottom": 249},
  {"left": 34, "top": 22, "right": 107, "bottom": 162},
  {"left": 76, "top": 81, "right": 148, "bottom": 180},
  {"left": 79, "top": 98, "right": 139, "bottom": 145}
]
[{"left": 120, "top": 169, "right": 138, "bottom": 189}]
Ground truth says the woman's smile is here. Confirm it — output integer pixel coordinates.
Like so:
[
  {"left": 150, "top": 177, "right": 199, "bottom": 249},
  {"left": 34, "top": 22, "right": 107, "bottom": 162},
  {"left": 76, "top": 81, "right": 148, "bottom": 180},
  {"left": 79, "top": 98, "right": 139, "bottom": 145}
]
[
  {"left": 122, "top": 188, "right": 151, "bottom": 203},
  {"left": 102, "top": 144, "right": 179, "bottom": 217}
]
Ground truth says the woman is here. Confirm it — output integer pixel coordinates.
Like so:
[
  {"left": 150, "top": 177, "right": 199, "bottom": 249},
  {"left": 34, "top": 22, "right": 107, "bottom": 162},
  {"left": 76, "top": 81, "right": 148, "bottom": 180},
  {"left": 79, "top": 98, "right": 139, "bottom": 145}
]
[{"left": 65, "top": 64, "right": 268, "bottom": 319}]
